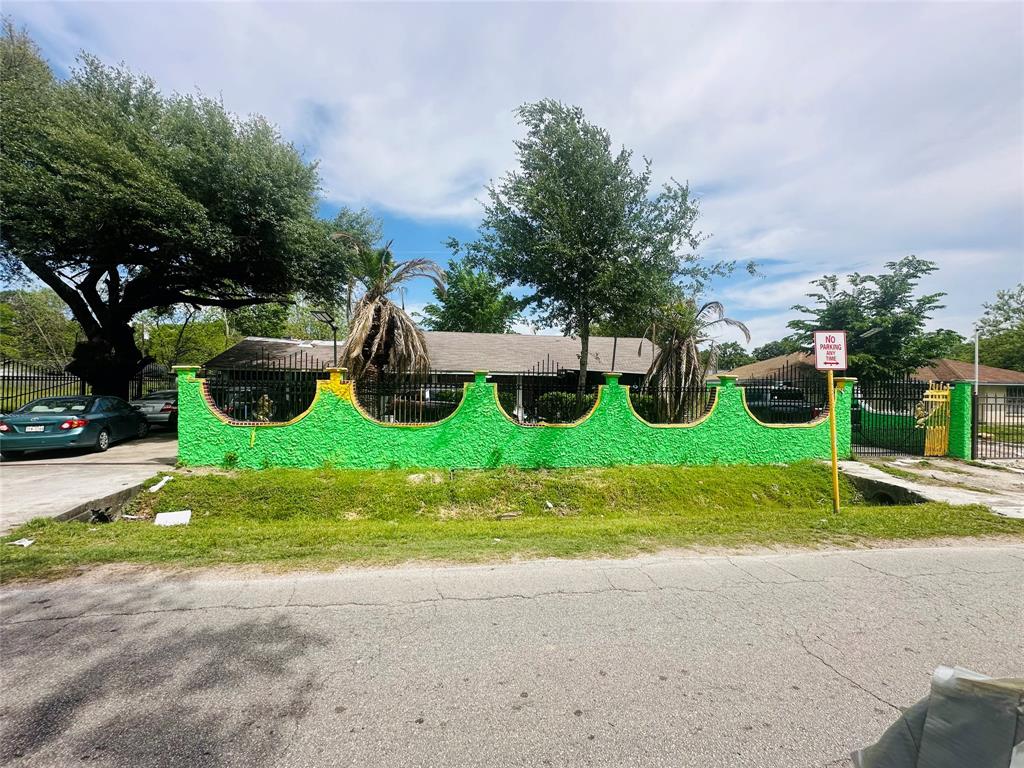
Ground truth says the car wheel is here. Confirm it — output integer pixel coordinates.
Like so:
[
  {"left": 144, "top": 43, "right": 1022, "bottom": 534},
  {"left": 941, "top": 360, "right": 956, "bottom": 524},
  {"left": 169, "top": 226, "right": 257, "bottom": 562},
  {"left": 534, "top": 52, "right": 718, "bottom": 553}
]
[
  {"left": 1, "top": 450, "right": 25, "bottom": 459},
  {"left": 137, "top": 420, "right": 150, "bottom": 439},
  {"left": 95, "top": 428, "right": 111, "bottom": 453}
]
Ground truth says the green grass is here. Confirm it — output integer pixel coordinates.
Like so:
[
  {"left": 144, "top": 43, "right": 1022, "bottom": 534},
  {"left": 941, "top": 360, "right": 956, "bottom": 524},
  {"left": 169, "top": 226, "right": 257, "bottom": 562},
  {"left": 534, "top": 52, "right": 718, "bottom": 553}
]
[
  {"left": 977, "top": 424, "right": 1024, "bottom": 444},
  {"left": 2, "top": 463, "right": 1020, "bottom": 581}
]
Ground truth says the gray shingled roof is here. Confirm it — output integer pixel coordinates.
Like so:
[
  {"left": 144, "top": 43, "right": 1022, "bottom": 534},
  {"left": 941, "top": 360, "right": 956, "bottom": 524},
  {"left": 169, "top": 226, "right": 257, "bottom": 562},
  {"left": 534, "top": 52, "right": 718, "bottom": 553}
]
[{"left": 205, "top": 332, "right": 658, "bottom": 375}]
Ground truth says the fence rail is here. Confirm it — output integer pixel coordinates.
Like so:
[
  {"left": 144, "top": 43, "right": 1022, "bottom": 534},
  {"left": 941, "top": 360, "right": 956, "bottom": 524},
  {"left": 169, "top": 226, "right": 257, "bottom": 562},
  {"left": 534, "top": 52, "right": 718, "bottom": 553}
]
[
  {"left": 628, "top": 384, "right": 715, "bottom": 424},
  {"left": 494, "top": 357, "right": 600, "bottom": 425},
  {"left": 0, "top": 358, "right": 175, "bottom": 413},
  {"left": 353, "top": 369, "right": 470, "bottom": 425},
  {"left": 973, "top": 392, "right": 1024, "bottom": 459},
  {"left": 0, "top": 359, "right": 86, "bottom": 413},
  {"left": 736, "top": 362, "right": 830, "bottom": 425}
]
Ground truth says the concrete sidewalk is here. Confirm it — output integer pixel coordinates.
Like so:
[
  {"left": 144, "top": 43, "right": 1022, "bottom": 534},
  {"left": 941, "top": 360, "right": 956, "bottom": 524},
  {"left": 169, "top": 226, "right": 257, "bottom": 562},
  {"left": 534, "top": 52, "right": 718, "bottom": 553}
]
[
  {"left": 0, "top": 433, "right": 176, "bottom": 533},
  {"left": 841, "top": 457, "right": 1024, "bottom": 519},
  {"left": 2, "top": 543, "right": 1022, "bottom": 767}
]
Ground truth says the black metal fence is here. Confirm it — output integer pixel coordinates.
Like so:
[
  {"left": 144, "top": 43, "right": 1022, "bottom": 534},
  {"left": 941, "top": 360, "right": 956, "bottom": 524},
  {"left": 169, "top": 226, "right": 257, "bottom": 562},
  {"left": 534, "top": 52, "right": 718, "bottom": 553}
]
[
  {"left": 852, "top": 375, "right": 928, "bottom": 456},
  {"left": 353, "top": 369, "right": 470, "bottom": 424},
  {"left": 129, "top": 366, "right": 177, "bottom": 400},
  {"left": 0, "top": 358, "right": 175, "bottom": 413},
  {"left": 0, "top": 359, "right": 86, "bottom": 413},
  {"left": 628, "top": 383, "right": 716, "bottom": 424},
  {"left": 201, "top": 348, "right": 331, "bottom": 423},
  {"left": 736, "top": 362, "right": 830, "bottom": 425},
  {"left": 495, "top": 357, "right": 600, "bottom": 424},
  {"left": 973, "top": 390, "right": 1024, "bottom": 459}
]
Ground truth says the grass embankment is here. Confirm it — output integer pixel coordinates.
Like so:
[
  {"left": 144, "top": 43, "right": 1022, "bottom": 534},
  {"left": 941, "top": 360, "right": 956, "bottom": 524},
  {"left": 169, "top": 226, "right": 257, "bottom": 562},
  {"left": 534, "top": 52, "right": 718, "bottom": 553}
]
[{"left": 2, "top": 462, "right": 1021, "bottom": 581}]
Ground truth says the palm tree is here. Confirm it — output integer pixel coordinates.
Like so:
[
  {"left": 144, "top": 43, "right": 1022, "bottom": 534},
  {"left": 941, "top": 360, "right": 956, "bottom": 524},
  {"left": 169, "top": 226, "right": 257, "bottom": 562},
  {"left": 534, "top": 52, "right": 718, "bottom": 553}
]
[
  {"left": 342, "top": 241, "right": 445, "bottom": 379},
  {"left": 640, "top": 300, "right": 750, "bottom": 422}
]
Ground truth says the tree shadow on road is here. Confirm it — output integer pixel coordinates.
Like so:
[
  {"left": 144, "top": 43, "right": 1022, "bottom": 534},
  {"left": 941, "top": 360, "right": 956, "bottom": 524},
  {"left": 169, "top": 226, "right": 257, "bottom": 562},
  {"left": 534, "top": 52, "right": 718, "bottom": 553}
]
[{"left": 1, "top": 608, "right": 330, "bottom": 767}]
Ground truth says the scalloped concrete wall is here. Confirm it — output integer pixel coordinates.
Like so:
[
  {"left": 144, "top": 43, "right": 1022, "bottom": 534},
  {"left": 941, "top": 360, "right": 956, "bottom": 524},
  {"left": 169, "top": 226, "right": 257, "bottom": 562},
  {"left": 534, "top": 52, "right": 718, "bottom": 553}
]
[{"left": 173, "top": 368, "right": 854, "bottom": 470}]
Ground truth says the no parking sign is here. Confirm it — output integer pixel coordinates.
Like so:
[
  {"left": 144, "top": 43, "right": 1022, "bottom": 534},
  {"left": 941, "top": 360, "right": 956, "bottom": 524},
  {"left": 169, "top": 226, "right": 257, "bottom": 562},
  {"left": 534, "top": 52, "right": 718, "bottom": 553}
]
[
  {"left": 814, "top": 330, "right": 847, "bottom": 371},
  {"left": 813, "top": 330, "right": 846, "bottom": 515}
]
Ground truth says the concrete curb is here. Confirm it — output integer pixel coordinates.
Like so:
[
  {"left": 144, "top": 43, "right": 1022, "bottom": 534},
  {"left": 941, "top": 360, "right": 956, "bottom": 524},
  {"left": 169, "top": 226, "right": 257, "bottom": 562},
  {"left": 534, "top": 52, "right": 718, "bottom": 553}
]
[{"left": 54, "top": 482, "right": 147, "bottom": 524}]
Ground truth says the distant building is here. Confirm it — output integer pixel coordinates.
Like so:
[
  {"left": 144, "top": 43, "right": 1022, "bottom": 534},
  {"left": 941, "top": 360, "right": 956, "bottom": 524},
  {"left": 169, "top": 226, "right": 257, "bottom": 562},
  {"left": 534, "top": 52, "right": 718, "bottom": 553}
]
[{"left": 721, "top": 352, "right": 1024, "bottom": 421}]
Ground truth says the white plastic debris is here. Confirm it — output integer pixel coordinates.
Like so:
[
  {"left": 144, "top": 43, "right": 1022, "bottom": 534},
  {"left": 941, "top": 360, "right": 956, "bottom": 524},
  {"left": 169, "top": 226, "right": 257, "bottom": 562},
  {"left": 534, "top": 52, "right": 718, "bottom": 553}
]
[
  {"left": 545, "top": 501, "right": 554, "bottom": 509},
  {"left": 7, "top": 538, "right": 34, "bottom": 547},
  {"left": 154, "top": 510, "right": 192, "bottom": 527},
  {"left": 121, "top": 514, "right": 144, "bottom": 520},
  {"left": 149, "top": 475, "right": 173, "bottom": 493}
]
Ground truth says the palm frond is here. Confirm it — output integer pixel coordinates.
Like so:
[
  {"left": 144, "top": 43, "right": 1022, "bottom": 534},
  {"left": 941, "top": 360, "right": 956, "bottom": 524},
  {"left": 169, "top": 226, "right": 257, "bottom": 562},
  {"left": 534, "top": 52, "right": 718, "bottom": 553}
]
[{"left": 343, "top": 244, "right": 444, "bottom": 378}]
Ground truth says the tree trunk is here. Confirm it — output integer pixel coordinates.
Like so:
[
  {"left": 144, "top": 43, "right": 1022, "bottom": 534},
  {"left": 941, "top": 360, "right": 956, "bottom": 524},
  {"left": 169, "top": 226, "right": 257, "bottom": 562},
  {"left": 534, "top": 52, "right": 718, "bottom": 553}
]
[
  {"left": 65, "top": 321, "right": 151, "bottom": 399},
  {"left": 576, "top": 322, "right": 590, "bottom": 411}
]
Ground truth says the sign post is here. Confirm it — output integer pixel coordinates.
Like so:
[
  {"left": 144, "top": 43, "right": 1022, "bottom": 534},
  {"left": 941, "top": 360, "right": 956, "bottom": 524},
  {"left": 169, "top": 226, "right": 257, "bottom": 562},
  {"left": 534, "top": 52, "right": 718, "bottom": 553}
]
[{"left": 814, "top": 331, "right": 847, "bottom": 514}]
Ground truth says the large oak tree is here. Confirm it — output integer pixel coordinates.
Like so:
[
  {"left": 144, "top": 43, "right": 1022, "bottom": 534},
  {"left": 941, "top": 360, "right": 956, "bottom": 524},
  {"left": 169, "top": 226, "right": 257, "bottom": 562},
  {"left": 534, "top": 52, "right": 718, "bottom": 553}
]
[{"left": 0, "top": 24, "right": 347, "bottom": 396}]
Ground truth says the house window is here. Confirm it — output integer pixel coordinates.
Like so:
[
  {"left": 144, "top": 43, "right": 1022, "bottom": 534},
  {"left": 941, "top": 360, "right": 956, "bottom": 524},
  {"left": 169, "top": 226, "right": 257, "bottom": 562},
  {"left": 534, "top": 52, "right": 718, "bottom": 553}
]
[{"left": 1006, "top": 386, "right": 1024, "bottom": 416}]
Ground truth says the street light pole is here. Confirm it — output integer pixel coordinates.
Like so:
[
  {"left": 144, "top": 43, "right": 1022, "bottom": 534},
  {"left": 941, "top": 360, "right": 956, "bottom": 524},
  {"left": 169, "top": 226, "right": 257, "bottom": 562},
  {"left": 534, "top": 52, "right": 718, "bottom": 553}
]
[
  {"left": 311, "top": 309, "right": 339, "bottom": 368},
  {"left": 974, "top": 330, "right": 980, "bottom": 394}
]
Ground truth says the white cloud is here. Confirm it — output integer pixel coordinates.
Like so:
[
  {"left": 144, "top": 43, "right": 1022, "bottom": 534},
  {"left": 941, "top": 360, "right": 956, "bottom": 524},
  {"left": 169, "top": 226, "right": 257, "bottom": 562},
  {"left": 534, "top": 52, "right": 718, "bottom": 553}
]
[{"left": 7, "top": 0, "right": 1022, "bottom": 337}]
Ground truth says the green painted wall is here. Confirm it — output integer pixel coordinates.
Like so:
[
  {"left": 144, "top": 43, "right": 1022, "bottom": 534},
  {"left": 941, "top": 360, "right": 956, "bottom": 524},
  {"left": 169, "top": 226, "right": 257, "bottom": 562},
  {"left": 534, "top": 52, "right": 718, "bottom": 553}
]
[
  {"left": 948, "top": 382, "right": 973, "bottom": 460},
  {"left": 174, "top": 368, "right": 855, "bottom": 470}
]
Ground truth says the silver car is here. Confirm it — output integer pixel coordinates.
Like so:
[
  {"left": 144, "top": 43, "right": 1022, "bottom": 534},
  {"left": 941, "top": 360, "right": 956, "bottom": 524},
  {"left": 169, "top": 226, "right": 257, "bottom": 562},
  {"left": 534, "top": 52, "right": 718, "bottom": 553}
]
[{"left": 130, "top": 389, "right": 178, "bottom": 429}]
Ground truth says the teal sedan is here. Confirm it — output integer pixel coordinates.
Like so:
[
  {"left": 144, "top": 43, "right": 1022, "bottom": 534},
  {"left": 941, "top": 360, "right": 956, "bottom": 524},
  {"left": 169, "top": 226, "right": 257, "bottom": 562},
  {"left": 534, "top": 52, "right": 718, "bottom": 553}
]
[{"left": 0, "top": 396, "right": 150, "bottom": 459}]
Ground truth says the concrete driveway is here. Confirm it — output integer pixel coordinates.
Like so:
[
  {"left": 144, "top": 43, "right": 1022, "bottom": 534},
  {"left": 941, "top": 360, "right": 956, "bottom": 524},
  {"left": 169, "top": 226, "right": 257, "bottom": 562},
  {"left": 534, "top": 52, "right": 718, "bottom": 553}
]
[
  {"left": 1, "top": 543, "right": 1021, "bottom": 767},
  {"left": 0, "top": 432, "right": 176, "bottom": 533}
]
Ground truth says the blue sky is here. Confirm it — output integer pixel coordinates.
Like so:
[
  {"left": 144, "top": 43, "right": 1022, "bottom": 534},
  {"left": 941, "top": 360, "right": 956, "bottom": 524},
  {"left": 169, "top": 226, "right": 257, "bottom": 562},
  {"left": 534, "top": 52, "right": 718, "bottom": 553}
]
[{"left": 9, "top": 1, "right": 1023, "bottom": 346}]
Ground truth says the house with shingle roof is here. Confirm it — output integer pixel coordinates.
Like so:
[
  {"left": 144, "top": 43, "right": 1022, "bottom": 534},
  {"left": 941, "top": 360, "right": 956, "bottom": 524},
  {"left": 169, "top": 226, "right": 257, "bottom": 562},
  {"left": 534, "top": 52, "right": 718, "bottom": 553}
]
[{"left": 205, "top": 332, "right": 658, "bottom": 381}]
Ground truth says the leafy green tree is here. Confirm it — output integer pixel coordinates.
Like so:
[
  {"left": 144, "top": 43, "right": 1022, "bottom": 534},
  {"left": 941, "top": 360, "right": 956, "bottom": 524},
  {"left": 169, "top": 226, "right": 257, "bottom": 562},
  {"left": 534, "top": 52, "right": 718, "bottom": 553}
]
[
  {"left": 0, "top": 287, "right": 82, "bottom": 366},
  {"left": 950, "top": 329, "right": 1024, "bottom": 373},
  {"left": 459, "top": 100, "right": 742, "bottom": 398},
  {"left": 0, "top": 24, "right": 347, "bottom": 396},
  {"left": 285, "top": 301, "right": 344, "bottom": 342},
  {"left": 229, "top": 304, "right": 290, "bottom": 338},
  {"left": 977, "top": 284, "right": 1023, "bottom": 335},
  {"left": 786, "top": 256, "right": 961, "bottom": 381},
  {"left": 417, "top": 259, "right": 522, "bottom": 333},
  {"left": 947, "top": 284, "right": 1024, "bottom": 372},
  {"left": 134, "top": 308, "right": 235, "bottom": 369},
  {"left": 752, "top": 339, "right": 801, "bottom": 361},
  {"left": 714, "top": 341, "right": 755, "bottom": 371}
]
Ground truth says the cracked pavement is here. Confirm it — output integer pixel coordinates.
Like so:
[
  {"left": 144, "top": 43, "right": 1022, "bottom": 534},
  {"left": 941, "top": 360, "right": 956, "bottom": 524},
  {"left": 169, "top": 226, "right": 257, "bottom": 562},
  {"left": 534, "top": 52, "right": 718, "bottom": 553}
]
[{"left": 2, "top": 543, "right": 1022, "bottom": 767}]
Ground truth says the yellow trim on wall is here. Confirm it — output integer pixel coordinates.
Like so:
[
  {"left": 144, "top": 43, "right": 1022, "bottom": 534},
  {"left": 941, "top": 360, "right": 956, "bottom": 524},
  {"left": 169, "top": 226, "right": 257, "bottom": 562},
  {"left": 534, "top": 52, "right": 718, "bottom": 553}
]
[
  {"left": 622, "top": 386, "right": 719, "bottom": 429},
  {"left": 196, "top": 376, "right": 339, "bottom": 428}
]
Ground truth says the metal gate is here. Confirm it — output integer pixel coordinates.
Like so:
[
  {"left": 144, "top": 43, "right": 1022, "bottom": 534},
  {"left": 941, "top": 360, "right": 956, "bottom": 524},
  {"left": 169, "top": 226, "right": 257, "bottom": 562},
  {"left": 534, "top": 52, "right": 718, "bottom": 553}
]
[
  {"left": 973, "top": 391, "right": 1024, "bottom": 459},
  {"left": 921, "top": 384, "right": 950, "bottom": 457},
  {"left": 852, "top": 376, "right": 928, "bottom": 456}
]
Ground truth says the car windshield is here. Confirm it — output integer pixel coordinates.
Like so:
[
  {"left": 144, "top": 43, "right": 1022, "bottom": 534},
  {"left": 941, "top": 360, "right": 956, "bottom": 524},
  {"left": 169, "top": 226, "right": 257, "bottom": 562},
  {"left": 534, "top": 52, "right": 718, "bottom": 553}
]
[{"left": 16, "top": 397, "right": 94, "bottom": 414}]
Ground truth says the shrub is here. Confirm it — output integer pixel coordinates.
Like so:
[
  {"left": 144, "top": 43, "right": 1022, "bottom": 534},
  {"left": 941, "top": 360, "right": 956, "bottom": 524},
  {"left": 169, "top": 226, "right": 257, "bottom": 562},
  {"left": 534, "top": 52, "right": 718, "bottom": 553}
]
[{"left": 534, "top": 391, "right": 596, "bottom": 422}]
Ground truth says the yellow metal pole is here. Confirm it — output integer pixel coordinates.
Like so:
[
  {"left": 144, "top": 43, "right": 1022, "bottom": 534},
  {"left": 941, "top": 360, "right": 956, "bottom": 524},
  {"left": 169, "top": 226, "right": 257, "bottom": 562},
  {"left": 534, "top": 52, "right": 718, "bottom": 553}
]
[{"left": 827, "top": 369, "right": 840, "bottom": 514}]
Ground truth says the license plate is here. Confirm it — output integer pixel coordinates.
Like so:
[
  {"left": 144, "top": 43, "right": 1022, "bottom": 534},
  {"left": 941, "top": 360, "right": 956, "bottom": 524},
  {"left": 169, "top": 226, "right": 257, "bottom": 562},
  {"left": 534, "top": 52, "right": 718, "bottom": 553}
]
[{"left": 25, "top": 425, "right": 44, "bottom": 432}]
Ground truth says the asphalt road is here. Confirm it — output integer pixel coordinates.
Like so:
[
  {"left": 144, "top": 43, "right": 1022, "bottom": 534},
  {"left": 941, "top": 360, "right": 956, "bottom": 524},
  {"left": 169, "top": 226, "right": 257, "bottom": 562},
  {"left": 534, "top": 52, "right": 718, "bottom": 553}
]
[
  {"left": 2, "top": 543, "right": 1022, "bottom": 767},
  {"left": 0, "top": 432, "right": 176, "bottom": 533}
]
